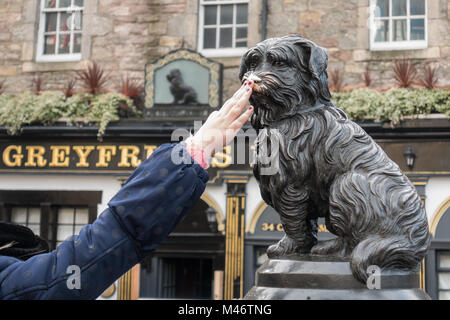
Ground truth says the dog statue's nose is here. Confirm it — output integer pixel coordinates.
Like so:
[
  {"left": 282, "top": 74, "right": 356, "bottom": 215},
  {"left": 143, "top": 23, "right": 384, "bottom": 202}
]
[{"left": 243, "top": 73, "right": 262, "bottom": 84}]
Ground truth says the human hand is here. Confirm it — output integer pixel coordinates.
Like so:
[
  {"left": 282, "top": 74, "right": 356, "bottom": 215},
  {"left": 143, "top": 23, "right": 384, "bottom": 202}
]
[{"left": 187, "top": 81, "right": 254, "bottom": 160}]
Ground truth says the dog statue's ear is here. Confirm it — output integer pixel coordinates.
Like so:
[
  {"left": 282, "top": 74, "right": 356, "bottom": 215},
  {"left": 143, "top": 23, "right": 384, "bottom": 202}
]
[
  {"left": 238, "top": 50, "right": 250, "bottom": 81},
  {"left": 308, "top": 44, "right": 328, "bottom": 77},
  {"left": 292, "top": 37, "right": 328, "bottom": 77}
]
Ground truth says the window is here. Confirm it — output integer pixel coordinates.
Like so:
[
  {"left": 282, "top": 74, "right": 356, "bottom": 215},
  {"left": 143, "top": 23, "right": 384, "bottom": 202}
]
[
  {"left": 55, "top": 207, "right": 89, "bottom": 247},
  {"left": 370, "top": 0, "right": 427, "bottom": 51},
  {"left": 36, "top": 0, "right": 84, "bottom": 62},
  {"left": 198, "top": 0, "right": 249, "bottom": 57},
  {"left": 11, "top": 207, "right": 41, "bottom": 236},
  {"left": 0, "top": 191, "right": 101, "bottom": 250},
  {"left": 438, "top": 251, "right": 450, "bottom": 300}
]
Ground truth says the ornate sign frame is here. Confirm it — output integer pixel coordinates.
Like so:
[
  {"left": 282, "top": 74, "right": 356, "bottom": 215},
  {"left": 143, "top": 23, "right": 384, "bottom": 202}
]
[{"left": 145, "top": 49, "right": 223, "bottom": 109}]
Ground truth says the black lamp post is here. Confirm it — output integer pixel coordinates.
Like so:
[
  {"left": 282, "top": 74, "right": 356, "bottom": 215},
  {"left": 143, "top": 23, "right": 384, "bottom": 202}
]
[
  {"left": 206, "top": 207, "right": 218, "bottom": 233},
  {"left": 403, "top": 146, "right": 416, "bottom": 170}
]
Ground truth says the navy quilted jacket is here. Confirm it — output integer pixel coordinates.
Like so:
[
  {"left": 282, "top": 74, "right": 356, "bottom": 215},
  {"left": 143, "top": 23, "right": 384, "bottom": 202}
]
[{"left": 0, "top": 143, "right": 209, "bottom": 299}]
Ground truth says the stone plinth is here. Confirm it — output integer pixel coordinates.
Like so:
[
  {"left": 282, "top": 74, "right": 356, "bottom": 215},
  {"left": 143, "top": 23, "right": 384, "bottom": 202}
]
[{"left": 244, "top": 254, "right": 430, "bottom": 300}]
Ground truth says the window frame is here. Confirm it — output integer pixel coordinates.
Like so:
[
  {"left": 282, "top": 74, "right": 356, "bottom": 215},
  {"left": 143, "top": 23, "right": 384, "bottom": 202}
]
[
  {"left": 369, "top": 0, "right": 428, "bottom": 51},
  {"left": 198, "top": 0, "right": 249, "bottom": 58},
  {"left": 36, "top": 0, "right": 84, "bottom": 62},
  {"left": 0, "top": 190, "right": 101, "bottom": 250}
]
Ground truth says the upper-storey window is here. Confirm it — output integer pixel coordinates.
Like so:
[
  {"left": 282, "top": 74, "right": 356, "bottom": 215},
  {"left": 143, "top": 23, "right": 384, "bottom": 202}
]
[
  {"left": 36, "top": 0, "right": 84, "bottom": 62},
  {"left": 198, "top": 0, "right": 249, "bottom": 57},
  {"left": 370, "top": 0, "right": 427, "bottom": 51}
]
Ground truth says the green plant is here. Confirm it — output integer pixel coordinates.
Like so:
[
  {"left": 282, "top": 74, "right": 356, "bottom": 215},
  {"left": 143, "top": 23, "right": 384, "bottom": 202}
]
[
  {"left": 419, "top": 65, "right": 439, "bottom": 89},
  {"left": 333, "top": 88, "right": 450, "bottom": 125},
  {"left": 87, "top": 93, "right": 136, "bottom": 139},
  {"left": 77, "top": 62, "right": 110, "bottom": 95},
  {"left": 115, "top": 75, "right": 144, "bottom": 111},
  {"left": 0, "top": 91, "right": 138, "bottom": 139},
  {"left": 393, "top": 59, "right": 417, "bottom": 88},
  {"left": 62, "top": 79, "right": 77, "bottom": 98}
]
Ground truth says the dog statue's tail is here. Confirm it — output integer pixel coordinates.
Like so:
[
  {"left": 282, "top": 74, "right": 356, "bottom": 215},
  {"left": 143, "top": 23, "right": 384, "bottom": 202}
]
[{"left": 350, "top": 228, "right": 430, "bottom": 284}]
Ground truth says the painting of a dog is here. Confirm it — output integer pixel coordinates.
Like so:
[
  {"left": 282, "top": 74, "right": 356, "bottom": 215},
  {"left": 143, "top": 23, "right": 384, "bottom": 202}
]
[{"left": 239, "top": 35, "right": 430, "bottom": 283}]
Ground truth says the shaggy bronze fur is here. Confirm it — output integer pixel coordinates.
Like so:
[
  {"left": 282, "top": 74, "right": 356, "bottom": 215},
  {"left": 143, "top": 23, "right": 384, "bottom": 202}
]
[{"left": 239, "top": 35, "right": 430, "bottom": 283}]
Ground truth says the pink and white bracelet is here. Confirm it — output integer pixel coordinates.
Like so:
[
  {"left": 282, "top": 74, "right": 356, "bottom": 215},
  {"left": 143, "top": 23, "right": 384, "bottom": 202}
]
[{"left": 185, "top": 137, "right": 210, "bottom": 170}]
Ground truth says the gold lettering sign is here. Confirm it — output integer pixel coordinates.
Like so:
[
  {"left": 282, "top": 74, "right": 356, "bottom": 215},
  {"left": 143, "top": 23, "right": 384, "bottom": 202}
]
[
  {"left": 96, "top": 146, "right": 117, "bottom": 168},
  {"left": 261, "top": 223, "right": 328, "bottom": 233},
  {"left": 144, "top": 145, "right": 157, "bottom": 159},
  {"left": 0, "top": 144, "right": 242, "bottom": 175},
  {"left": 118, "top": 146, "right": 142, "bottom": 168},
  {"left": 3, "top": 145, "right": 23, "bottom": 167},
  {"left": 211, "top": 146, "right": 232, "bottom": 169},
  {"left": 24, "top": 146, "right": 47, "bottom": 167},
  {"left": 49, "top": 146, "right": 70, "bottom": 167},
  {"left": 73, "top": 146, "right": 95, "bottom": 168}
]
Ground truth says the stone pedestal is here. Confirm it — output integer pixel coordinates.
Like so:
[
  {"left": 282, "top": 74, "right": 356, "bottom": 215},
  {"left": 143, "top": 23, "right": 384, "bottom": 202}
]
[{"left": 243, "top": 254, "right": 430, "bottom": 300}]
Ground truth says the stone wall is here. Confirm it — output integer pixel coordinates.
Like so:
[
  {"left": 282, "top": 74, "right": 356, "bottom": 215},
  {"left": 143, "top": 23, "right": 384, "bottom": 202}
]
[{"left": 0, "top": 0, "right": 449, "bottom": 97}]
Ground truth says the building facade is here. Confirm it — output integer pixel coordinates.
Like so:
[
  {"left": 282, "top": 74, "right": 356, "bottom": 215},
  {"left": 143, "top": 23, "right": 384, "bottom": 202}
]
[{"left": 0, "top": 0, "right": 449, "bottom": 300}]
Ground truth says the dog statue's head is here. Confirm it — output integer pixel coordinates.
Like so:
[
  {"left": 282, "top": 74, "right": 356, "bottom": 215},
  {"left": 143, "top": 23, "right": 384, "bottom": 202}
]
[{"left": 239, "top": 35, "right": 332, "bottom": 127}]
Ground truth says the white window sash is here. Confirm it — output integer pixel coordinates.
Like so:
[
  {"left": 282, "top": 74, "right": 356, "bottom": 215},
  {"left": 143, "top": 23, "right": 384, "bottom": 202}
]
[
  {"left": 36, "top": 0, "right": 84, "bottom": 62},
  {"left": 198, "top": 0, "right": 249, "bottom": 57},
  {"left": 370, "top": 0, "right": 428, "bottom": 51}
]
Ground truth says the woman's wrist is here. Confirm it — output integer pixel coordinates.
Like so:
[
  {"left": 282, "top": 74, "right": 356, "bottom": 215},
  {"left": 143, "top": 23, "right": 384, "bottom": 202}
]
[{"left": 185, "top": 136, "right": 211, "bottom": 170}]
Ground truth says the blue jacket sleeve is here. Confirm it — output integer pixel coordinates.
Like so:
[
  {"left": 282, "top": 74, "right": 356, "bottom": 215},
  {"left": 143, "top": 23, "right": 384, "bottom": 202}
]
[{"left": 0, "top": 143, "right": 209, "bottom": 300}]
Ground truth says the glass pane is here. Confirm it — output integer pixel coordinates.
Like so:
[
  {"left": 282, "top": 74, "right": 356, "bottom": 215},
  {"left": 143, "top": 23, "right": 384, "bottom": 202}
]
[
  {"left": 45, "top": 0, "right": 57, "bottom": 8},
  {"left": 219, "top": 27, "right": 232, "bottom": 48},
  {"left": 411, "top": 0, "right": 425, "bottom": 15},
  {"left": 60, "top": 12, "right": 71, "bottom": 31},
  {"left": 11, "top": 208, "right": 27, "bottom": 224},
  {"left": 236, "top": 27, "right": 247, "bottom": 41},
  {"left": 74, "top": 0, "right": 84, "bottom": 7},
  {"left": 220, "top": 5, "right": 233, "bottom": 25},
  {"left": 236, "top": 4, "right": 248, "bottom": 24},
  {"left": 59, "top": 34, "right": 71, "bottom": 54},
  {"left": 57, "top": 225, "right": 74, "bottom": 241},
  {"left": 439, "top": 273, "right": 450, "bottom": 290},
  {"left": 28, "top": 208, "right": 41, "bottom": 223},
  {"left": 204, "top": 5, "right": 217, "bottom": 25},
  {"left": 59, "top": 0, "right": 71, "bottom": 8},
  {"left": 73, "top": 33, "right": 82, "bottom": 53},
  {"left": 29, "top": 224, "right": 40, "bottom": 236},
  {"left": 375, "top": 0, "right": 389, "bottom": 17},
  {"left": 440, "top": 253, "right": 450, "bottom": 268},
  {"left": 58, "top": 208, "right": 74, "bottom": 224},
  {"left": 410, "top": 19, "right": 425, "bottom": 40},
  {"left": 374, "top": 20, "right": 389, "bottom": 42},
  {"left": 73, "top": 11, "right": 83, "bottom": 31},
  {"left": 75, "top": 208, "right": 89, "bottom": 224},
  {"left": 393, "top": 19, "right": 407, "bottom": 41},
  {"left": 74, "top": 225, "right": 83, "bottom": 235},
  {"left": 44, "top": 35, "right": 56, "bottom": 54},
  {"left": 392, "top": 0, "right": 407, "bottom": 16},
  {"left": 439, "top": 291, "right": 450, "bottom": 300},
  {"left": 203, "top": 28, "right": 216, "bottom": 49},
  {"left": 45, "top": 13, "right": 57, "bottom": 32},
  {"left": 236, "top": 41, "right": 247, "bottom": 48}
]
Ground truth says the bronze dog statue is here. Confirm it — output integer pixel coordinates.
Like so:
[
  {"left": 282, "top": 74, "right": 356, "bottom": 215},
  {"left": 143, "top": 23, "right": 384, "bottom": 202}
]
[{"left": 239, "top": 35, "right": 430, "bottom": 283}]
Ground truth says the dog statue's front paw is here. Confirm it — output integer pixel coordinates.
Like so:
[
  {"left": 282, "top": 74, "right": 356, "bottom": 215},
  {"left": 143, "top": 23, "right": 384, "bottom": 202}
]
[{"left": 267, "top": 235, "right": 296, "bottom": 258}]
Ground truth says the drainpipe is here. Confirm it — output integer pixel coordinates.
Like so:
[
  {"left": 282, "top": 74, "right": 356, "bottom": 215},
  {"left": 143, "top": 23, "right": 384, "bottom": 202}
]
[{"left": 261, "top": 0, "right": 268, "bottom": 41}]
